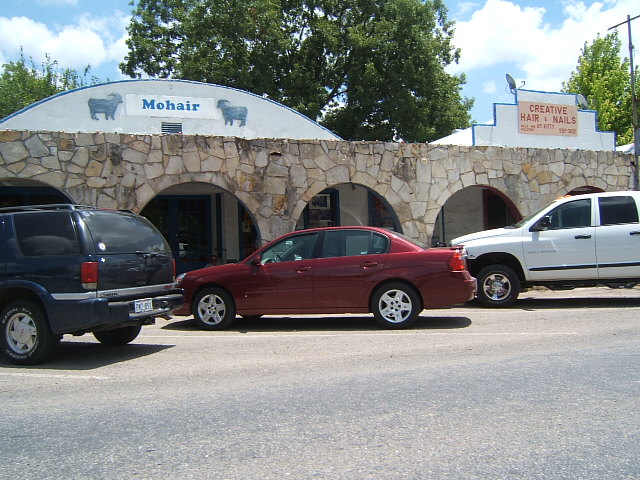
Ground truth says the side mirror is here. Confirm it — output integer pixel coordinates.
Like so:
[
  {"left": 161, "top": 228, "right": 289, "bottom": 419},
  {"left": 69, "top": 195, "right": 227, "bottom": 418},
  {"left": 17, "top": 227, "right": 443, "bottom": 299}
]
[
  {"left": 530, "top": 216, "right": 551, "bottom": 232},
  {"left": 250, "top": 255, "right": 262, "bottom": 266}
]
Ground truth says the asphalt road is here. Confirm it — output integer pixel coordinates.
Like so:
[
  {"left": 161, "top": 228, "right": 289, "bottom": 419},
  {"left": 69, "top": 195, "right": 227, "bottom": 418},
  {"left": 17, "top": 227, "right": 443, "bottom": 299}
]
[{"left": 1, "top": 287, "right": 639, "bottom": 479}]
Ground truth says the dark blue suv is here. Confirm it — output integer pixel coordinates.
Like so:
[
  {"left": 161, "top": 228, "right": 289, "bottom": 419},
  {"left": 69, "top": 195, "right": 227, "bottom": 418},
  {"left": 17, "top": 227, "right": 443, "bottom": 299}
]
[{"left": 0, "top": 205, "right": 184, "bottom": 365}]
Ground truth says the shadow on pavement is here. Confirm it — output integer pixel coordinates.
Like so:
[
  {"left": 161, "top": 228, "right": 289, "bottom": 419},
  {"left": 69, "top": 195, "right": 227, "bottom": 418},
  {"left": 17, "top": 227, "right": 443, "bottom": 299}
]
[
  {"left": 462, "top": 295, "right": 640, "bottom": 310},
  {"left": 0, "top": 342, "right": 174, "bottom": 370},
  {"left": 164, "top": 314, "right": 472, "bottom": 332},
  {"left": 518, "top": 296, "right": 640, "bottom": 310}
]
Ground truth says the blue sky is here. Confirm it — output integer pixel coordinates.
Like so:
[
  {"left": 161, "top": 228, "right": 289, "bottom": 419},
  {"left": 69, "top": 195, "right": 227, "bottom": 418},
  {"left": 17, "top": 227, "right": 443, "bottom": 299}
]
[{"left": 1, "top": 0, "right": 638, "bottom": 124}]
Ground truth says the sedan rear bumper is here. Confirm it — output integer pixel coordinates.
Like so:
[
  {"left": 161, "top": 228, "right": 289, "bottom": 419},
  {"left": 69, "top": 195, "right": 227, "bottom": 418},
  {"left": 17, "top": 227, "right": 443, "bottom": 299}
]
[{"left": 421, "top": 273, "right": 476, "bottom": 308}]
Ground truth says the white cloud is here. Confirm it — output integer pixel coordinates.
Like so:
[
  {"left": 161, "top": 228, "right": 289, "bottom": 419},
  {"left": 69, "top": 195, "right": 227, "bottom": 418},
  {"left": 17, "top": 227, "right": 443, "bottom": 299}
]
[
  {"left": 0, "top": 11, "right": 128, "bottom": 73},
  {"left": 482, "top": 80, "right": 497, "bottom": 94},
  {"left": 107, "top": 14, "right": 131, "bottom": 64},
  {"left": 453, "top": 1, "right": 482, "bottom": 17},
  {"left": 448, "top": 0, "right": 639, "bottom": 92},
  {"left": 448, "top": 0, "right": 549, "bottom": 73}
]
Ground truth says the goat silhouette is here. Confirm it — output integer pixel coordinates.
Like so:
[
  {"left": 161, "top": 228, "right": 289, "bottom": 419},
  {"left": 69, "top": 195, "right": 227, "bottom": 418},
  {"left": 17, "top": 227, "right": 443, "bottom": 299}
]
[
  {"left": 88, "top": 93, "right": 123, "bottom": 120},
  {"left": 217, "top": 99, "right": 247, "bottom": 126}
]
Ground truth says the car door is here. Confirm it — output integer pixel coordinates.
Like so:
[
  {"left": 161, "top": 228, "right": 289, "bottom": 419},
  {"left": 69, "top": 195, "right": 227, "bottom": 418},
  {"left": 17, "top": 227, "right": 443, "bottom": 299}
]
[
  {"left": 239, "top": 232, "right": 319, "bottom": 311},
  {"left": 523, "top": 198, "right": 597, "bottom": 281},
  {"left": 595, "top": 195, "right": 640, "bottom": 279},
  {"left": 313, "top": 229, "right": 388, "bottom": 309}
]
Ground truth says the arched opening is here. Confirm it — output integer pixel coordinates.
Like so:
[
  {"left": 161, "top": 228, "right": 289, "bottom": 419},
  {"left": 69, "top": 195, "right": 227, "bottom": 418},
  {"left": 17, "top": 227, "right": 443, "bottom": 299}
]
[
  {"left": 296, "top": 183, "right": 402, "bottom": 232},
  {"left": 141, "top": 182, "right": 259, "bottom": 273},
  {"left": 432, "top": 185, "right": 521, "bottom": 245},
  {"left": 0, "top": 179, "right": 72, "bottom": 207}
]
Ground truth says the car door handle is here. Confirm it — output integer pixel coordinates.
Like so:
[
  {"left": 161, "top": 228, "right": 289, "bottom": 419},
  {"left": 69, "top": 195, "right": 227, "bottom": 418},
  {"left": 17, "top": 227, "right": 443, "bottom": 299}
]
[
  {"left": 361, "top": 262, "right": 378, "bottom": 268},
  {"left": 630, "top": 231, "right": 640, "bottom": 236},
  {"left": 574, "top": 234, "right": 592, "bottom": 239},
  {"left": 295, "top": 266, "right": 312, "bottom": 273}
]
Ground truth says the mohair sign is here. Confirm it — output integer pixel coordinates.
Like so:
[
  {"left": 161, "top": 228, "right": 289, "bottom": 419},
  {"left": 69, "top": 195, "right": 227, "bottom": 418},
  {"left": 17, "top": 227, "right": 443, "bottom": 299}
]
[
  {"left": 126, "top": 94, "right": 215, "bottom": 119},
  {"left": 518, "top": 101, "right": 578, "bottom": 136}
]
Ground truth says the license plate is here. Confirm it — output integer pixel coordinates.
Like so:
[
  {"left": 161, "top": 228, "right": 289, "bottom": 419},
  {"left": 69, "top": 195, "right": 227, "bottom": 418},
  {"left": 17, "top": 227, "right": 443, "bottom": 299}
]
[{"left": 134, "top": 298, "right": 154, "bottom": 313}]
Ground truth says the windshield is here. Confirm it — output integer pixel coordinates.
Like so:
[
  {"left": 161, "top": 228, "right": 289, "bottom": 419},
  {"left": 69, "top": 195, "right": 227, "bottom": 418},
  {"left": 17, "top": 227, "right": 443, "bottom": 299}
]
[{"left": 508, "top": 204, "right": 552, "bottom": 228}]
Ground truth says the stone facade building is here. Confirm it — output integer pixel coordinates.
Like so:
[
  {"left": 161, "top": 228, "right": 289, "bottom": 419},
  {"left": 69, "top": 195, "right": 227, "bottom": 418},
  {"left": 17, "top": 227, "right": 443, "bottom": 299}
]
[
  {"left": 0, "top": 129, "right": 632, "bottom": 268},
  {"left": 0, "top": 80, "right": 633, "bottom": 272}
]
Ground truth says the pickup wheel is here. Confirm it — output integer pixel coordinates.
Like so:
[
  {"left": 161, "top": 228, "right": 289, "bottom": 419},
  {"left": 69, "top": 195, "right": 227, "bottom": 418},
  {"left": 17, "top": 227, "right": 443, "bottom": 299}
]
[
  {"left": 1, "top": 300, "right": 60, "bottom": 365},
  {"left": 94, "top": 326, "right": 142, "bottom": 345},
  {"left": 193, "top": 287, "right": 236, "bottom": 330},
  {"left": 477, "top": 265, "right": 520, "bottom": 307}
]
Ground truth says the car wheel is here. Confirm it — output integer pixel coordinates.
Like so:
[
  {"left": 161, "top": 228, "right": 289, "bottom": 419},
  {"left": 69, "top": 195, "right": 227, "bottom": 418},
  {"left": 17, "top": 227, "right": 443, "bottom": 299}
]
[
  {"left": 93, "top": 325, "right": 142, "bottom": 345},
  {"left": 193, "top": 288, "right": 236, "bottom": 330},
  {"left": 477, "top": 265, "right": 520, "bottom": 307},
  {"left": 1, "top": 300, "right": 60, "bottom": 365},
  {"left": 371, "top": 282, "right": 420, "bottom": 329}
]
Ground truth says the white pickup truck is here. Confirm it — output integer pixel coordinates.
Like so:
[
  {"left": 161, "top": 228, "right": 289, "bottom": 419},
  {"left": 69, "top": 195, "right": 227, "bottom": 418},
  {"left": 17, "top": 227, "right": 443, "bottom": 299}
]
[{"left": 451, "top": 191, "right": 640, "bottom": 307}]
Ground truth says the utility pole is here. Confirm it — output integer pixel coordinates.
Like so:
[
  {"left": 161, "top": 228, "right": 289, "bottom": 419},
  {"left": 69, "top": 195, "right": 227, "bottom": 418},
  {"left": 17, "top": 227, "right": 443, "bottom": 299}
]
[{"left": 609, "top": 14, "right": 639, "bottom": 190}]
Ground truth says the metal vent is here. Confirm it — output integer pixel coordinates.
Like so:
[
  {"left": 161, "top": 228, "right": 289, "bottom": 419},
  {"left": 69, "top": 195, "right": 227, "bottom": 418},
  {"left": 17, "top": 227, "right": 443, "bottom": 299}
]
[{"left": 161, "top": 122, "right": 183, "bottom": 134}]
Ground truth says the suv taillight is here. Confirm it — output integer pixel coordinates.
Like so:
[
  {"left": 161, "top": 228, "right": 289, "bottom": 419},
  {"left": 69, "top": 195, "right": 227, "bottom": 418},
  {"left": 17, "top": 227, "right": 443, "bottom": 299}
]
[
  {"left": 449, "top": 248, "right": 467, "bottom": 272},
  {"left": 81, "top": 262, "right": 98, "bottom": 289}
]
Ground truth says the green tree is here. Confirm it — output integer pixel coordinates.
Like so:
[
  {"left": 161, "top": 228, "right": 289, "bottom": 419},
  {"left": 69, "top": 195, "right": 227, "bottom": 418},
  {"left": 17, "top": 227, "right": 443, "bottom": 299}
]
[
  {"left": 562, "top": 31, "right": 638, "bottom": 146},
  {"left": 121, "top": 0, "right": 473, "bottom": 142},
  {"left": 0, "top": 51, "right": 99, "bottom": 120}
]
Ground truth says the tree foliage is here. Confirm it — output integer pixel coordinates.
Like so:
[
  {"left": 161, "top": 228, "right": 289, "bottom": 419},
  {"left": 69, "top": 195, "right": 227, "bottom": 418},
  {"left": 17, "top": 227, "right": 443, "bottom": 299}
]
[
  {"left": 122, "top": 0, "right": 473, "bottom": 142},
  {"left": 0, "top": 51, "right": 100, "bottom": 120},
  {"left": 562, "top": 31, "right": 638, "bottom": 146}
]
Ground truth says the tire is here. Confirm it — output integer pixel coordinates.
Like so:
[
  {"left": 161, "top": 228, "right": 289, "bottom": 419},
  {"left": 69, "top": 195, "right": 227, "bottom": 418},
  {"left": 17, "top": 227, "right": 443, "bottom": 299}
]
[
  {"left": 1, "top": 300, "right": 60, "bottom": 365},
  {"left": 477, "top": 265, "right": 520, "bottom": 307},
  {"left": 371, "top": 282, "right": 420, "bottom": 329},
  {"left": 93, "top": 325, "right": 142, "bottom": 345},
  {"left": 193, "top": 287, "right": 236, "bottom": 330}
]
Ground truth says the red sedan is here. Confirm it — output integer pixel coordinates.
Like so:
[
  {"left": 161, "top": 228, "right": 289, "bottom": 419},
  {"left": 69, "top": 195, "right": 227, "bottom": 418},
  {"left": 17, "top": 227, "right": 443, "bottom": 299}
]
[{"left": 173, "top": 226, "right": 476, "bottom": 329}]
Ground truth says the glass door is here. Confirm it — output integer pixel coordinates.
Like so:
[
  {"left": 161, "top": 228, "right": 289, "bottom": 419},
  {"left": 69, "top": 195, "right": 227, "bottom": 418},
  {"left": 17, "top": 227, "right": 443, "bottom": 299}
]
[{"left": 142, "top": 195, "right": 212, "bottom": 274}]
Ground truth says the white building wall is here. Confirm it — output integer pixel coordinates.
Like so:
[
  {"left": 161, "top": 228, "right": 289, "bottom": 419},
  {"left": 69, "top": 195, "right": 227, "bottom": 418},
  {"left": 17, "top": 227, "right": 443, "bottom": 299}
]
[
  {"left": 432, "top": 187, "right": 484, "bottom": 244},
  {"left": 1, "top": 79, "right": 340, "bottom": 141},
  {"left": 222, "top": 192, "right": 241, "bottom": 262},
  {"left": 472, "top": 90, "right": 615, "bottom": 151}
]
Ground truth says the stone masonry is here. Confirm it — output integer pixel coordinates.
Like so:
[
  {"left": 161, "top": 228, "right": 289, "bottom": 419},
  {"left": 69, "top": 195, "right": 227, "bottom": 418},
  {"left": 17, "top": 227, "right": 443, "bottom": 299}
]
[{"left": 0, "top": 130, "right": 633, "bottom": 243}]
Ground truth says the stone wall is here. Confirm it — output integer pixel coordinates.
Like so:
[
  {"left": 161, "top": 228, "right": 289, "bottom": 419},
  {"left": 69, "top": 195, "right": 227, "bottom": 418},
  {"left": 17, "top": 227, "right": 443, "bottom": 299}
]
[{"left": 0, "top": 130, "right": 633, "bottom": 242}]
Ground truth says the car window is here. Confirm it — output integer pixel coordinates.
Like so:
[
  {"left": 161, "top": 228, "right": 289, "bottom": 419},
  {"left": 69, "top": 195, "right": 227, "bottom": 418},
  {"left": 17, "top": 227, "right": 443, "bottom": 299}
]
[
  {"left": 320, "top": 230, "right": 389, "bottom": 258},
  {"left": 547, "top": 199, "right": 592, "bottom": 229},
  {"left": 260, "top": 232, "right": 318, "bottom": 263},
  {"left": 80, "top": 210, "right": 171, "bottom": 254},
  {"left": 320, "top": 231, "right": 347, "bottom": 258},
  {"left": 371, "top": 232, "right": 389, "bottom": 253},
  {"left": 599, "top": 196, "right": 639, "bottom": 225},
  {"left": 14, "top": 212, "right": 81, "bottom": 256}
]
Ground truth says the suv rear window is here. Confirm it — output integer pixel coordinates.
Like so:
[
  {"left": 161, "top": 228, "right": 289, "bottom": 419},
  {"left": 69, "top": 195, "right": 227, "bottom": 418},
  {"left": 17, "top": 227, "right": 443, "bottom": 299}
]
[
  {"left": 14, "top": 212, "right": 81, "bottom": 256},
  {"left": 80, "top": 211, "right": 171, "bottom": 254}
]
